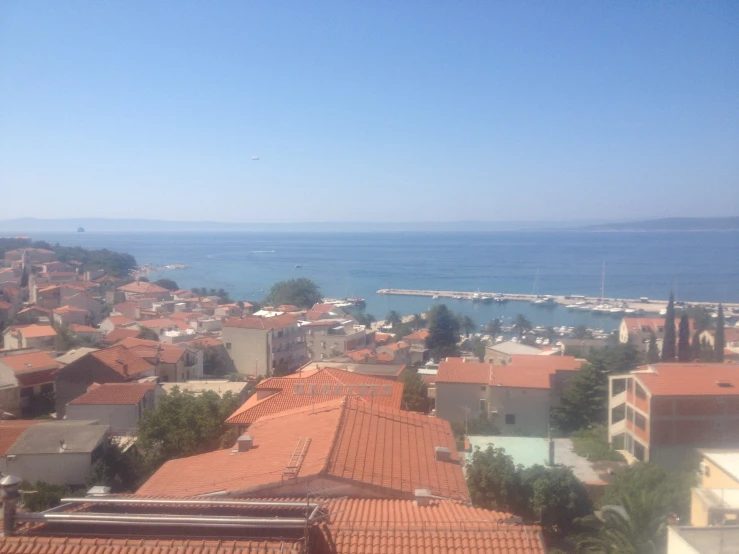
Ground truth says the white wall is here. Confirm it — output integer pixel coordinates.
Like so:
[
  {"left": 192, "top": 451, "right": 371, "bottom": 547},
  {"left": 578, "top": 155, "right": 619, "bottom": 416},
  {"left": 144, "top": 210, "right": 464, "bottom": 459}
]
[
  {"left": 66, "top": 403, "right": 140, "bottom": 433},
  {"left": 0, "top": 452, "right": 95, "bottom": 486},
  {"left": 488, "top": 387, "right": 552, "bottom": 437}
]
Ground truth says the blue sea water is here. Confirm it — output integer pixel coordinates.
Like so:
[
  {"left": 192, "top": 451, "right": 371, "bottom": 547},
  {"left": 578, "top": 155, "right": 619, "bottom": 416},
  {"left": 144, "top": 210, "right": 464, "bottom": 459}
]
[{"left": 28, "top": 231, "right": 739, "bottom": 332}]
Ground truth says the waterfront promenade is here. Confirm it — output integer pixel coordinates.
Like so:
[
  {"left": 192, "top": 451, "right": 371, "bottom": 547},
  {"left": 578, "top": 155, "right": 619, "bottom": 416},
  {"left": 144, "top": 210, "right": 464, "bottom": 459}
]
[{"left": 376, "top": 288, "right": 739, "bottom": 316}]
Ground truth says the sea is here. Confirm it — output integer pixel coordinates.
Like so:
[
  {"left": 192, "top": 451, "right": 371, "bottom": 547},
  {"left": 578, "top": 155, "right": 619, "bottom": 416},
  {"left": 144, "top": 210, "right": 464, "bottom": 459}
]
[{"left": 26, "top": 231, "right": 739, "bottom": 333}]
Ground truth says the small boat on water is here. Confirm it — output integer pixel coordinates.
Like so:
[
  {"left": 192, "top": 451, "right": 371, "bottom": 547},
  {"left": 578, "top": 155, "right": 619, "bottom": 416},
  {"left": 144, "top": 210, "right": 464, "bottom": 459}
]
[
  {"left": 659, "top": 308, "right": 667, "bottom": 316},
  {"left": 77, "top": 227, "right": 85, "bottom": 232},
  {"left": 533, "top": 296, "right": 557, "bottom": 307},
  {"left": 295, "top": 264, "right": 302, "bottom": 268},
  {"left": 609, "top": 307, "right": 625, "bottom": 315},
  {"left": 432, "top": 294, "right": 440, "bottom": 300},
  {"left": 624, "top": 308, "right": 637, "bottom": 315}
]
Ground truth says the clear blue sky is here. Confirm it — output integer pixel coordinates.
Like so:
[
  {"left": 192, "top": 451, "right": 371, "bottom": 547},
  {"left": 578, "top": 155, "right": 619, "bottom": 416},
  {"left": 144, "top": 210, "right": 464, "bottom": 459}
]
[{"left": 1, "top": 1, "right": 737, "bottom": 222}]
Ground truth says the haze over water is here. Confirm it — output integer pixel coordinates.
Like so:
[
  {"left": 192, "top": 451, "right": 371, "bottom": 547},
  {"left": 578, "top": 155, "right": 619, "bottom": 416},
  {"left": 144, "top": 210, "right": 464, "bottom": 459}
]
[{"left": 24, "top": 231, "right": 739, "bottom": 332}]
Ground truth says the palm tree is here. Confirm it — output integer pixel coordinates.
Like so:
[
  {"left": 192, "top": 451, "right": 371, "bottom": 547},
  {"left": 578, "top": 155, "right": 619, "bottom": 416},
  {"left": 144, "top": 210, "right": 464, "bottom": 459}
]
[
  {"left": 512, "top": 314, "right": 532, "bottom": 339},
  {"left": 575, "top": 490, "right": 668, "bottom": 554},
  {"left": 460, "top": 315, "right": 476, "bottom": 338},
  {"left": 411, "top": 313, "right": 425, "bottom": 331},
  {"left": 485, "top": 318, "right": 502, "bottom": 338},
  {"left": 385, "top": 310, "right": 402, "bottom": 329}
]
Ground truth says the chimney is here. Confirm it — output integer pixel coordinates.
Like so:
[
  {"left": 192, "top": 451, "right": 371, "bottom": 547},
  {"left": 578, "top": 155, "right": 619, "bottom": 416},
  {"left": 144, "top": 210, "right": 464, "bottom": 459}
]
[
  {"left": 414, "top": 488, "right": 433, "bottom": 507},
  {"left": 237, "top": 434, "right": 254, "bottom": 452},
  {"left": 434, "top": 446, "right": 451, "bottom": 462},
  {"left": 1, "top": 474, "right": 22, "bottom": 536}
]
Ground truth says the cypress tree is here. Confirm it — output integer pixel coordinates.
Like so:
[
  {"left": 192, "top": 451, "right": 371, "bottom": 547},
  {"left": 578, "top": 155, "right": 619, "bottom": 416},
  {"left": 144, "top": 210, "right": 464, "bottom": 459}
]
[
  {"left": 661, "top": 291, "right": 676, "bottom": 362},
  {"left": 715, "top": 304, "right": 725, "bottom": 363},
  {"left": 646, "top": 332, "right": 659, "bottom": 364},
  {"left": 678, "top": 314, "right": 691, "bottom": 362}
]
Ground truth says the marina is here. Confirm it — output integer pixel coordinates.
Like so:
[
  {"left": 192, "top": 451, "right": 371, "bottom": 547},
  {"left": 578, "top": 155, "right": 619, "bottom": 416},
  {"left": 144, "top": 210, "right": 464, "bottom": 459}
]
[{"left": 376, "top": 288, "right": 739, "bottom": 316}]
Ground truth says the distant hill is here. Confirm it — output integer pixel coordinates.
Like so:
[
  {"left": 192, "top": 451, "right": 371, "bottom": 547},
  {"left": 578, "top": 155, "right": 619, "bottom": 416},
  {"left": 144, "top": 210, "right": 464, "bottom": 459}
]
[{"left": 581, "top": 217, "right": 739, "bottom": 232}]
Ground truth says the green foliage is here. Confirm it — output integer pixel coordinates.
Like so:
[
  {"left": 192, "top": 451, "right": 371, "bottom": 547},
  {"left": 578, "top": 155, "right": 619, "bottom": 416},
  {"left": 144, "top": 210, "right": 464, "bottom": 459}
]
[
  {"left": 661, "top": 292, "right": 676, "bottom": 361},
  {"left": 425, "top": 304, "right": 460, "bottom": 359},
  {"left": 352, "top": 311, "right": 376, "bottom": 329},
  {"left": 459, "top": 315, "right": 476, "bottom": 337},
  {"left": 53, "top": 244, "right": 136, "bottom": 278},
  {"left": 452, "top": 412, "right": 500, "bottom": 438},
  {"left": 193, "top": 343, "right": 234, "bottom": 376},
  {"left": 715, "top": 304, "right": 725, "bottom": 362},
  {"left": 552, "top": 343, "right": 641, "bottom": 434},
  {"left": 190, "top": 287, "right": 231, "bottom": 303},
  {"left": 137, "top": 326, "right": 159, "bottom": 341},
  {"left": 485, "top": 318, "right": 502, "bottom": 337},
  {"left": 264, "top": 278, "right": 321, "bottom": 309},
  {"left": 400, "top": 367, "right": 429, "bottom": 412},
  {"left": 19, "top": 480, "right": 71, "bottom": 512},
  {"left": 411, "top": 313, "right": 425, "bottom": 331},
  {"left": 273, "top": 358, "right": 291, "bottom": 377},
  {"left": 138, "top": 389, "right": 241, "bottom": 470},
  {"left": 684, "top": 305, "right": 713, "bottom": 332},
  {"left": 469, "top": 335, "right": 489, "bottom": 362},
  {"left": 87, "top": 444, "right": 143, "bottom": 492},
  {"left": 385, "top": 310, "right": 402, "bottom": 328},
  {"left": 571, "top": 426, "right": 625, "bottom": 462},
  {"left": 512, "top": 313, "right": 533, "bottom": 338},
  {"left": 646, "top": 332, "right": 659, "bottom": 364},
  {"left": 153, "top": 278, "right": 179, "bottom": 291},
  {"left": 54, "top": 322, "right": 80, "bottom": 351},
  {"left": 466, "top": 446, "right": 525, "bottom": 513},
  {"left": 599, "top": 462, "right": 695, "bottom": 520},
  {"left": 138, "top": 276, "right": 150, "bottom": 282},
  {"left": 573, "top": 325, "right": 592, "bottom": 340},
  {"left": 677, "top": 313, "right": 692, "bottom": 362}
]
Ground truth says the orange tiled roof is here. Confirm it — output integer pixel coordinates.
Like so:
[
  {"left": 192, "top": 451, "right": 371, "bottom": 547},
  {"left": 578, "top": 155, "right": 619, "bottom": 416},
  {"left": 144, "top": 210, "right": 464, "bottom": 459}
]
[
  {"left": 345, "top": 348, "right": 377, "bottom": 363},
  {"left": 117, "top": 281, "right": 171, "bottom": 294},
  {"left": 635, "top": 363, "right": 739, "bottom": 396},
  {"left": 87, "top": 346, "right": 154, "bottom": 378},
  {"left": 705, "top": 328, "right": 739, "bottom": 342},
  {"left": 54, "top": 305, "right": 88, "bottom": 314},
  {"left": 106, "top": 315, "right": 137, "bottom": 327},
  {"left": 277, "top": 304, "right": 300, "bottom": 312},
  {"left": 71, "top": 324, "right": 102, "bottom": 334},
  {"left": 623, "top": 317, "right": 695, "bottom": 335},
  {"left": 402, "top": 329, "right": 430, "bottom": 341},
  {"left": 224, "top": 314, "right": 297, "bottom": 331},
  {"left": 0, "top": 421, "right": 43, "bottom": 456},
  {"left": 186, "top": 336, "right": 223, "bottom": 348},
  {"left": 311, "top": 303, "right": 337, "bottom": 313},
  {"left": 102, "top": 327, "right": 141, "bottom": 344},
  {"left": 0, "top": 301, "right": 12, "bottom": 310},
  {"left": 69, "top": 382, "right": 157, "bottom": 405},
  {"left": 0, "top": 351, "right": 60, "bottom": 372},
  {"left": 116, "top": 337, "right": 187, "bottom": 364},
  {"left": 17, "top": 305, "right": 52, "bottom": 315},
  {"left": 436, "top": 358, "right": 491, "bottom": 384},
  {"left": 323, "top": 497, "right": 546, "bottom": 554},
  {"left": 381, "top": 341, "right": 409, "bottom": 352},
  {"left": 139, "top": 397, "right": 468, "bottom": 501},
  {"left": 0, "top": 538, "right": 299, "bottom": 554},
  {"left": 225, "top": 368, "right": 403, "bottom": 425},
  {"left": 8, "top": 324, "right": 57, "bottom": 339},
  {"left": 437, "top": 356, "right": 581, "bottom": 389}
]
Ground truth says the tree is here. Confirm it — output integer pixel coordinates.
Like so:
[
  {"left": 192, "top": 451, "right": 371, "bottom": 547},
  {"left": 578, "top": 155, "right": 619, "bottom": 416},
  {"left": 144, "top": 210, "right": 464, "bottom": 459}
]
[
  {"left": 466, "top": 446, "right": 525, "bottom": 513},
  {"left": 459, "top": 315, "right": 476, "bottom": 338},
  {"left": 512, "top": 314, "right": 532, "bottom": 339},
  {"left": 691, "top": 331, "right": 702, "bottom": 362},
  {"left": 521, "top": 465, "right": 591, "bottom": 538},
  {"left": 677, "top": 314, "right": 691, "bottom": 362},
  {"left": 86, "top": 444, "right": 143, "bottom": 492},
  {"left": 646, "top": 332, "right": 659, "bottom": 364},
  {"left": 138, "top": 276, "right": 150, "bottom": 282},
  {"left": 411, "top": 313, "right": 425, "bottom": 331},
  {"left": 470, "top": 336, "right": 488, "bottom": 362},
  {"left": 193, "top": 343, "right": 234, "bottom": 375},
  {"left": 401, "top": 367, "right": 429, "bottom": 412},
  {"left": 573, "top": 325, "right": 591, "bottom": 340},
  {"left": 153, "top": 278, "right": 179, "bottom": 291},
  {"left": 354, "top": 312, "right": 376, "bottom": 329},
  {"left": 264, "top": 278, "right": 321, "bottom": 309},
  {"left": 385, "top": 310, "right": 402, "bottom": 329},
  {"left": 425, "top": 304, "right": 461, "bottom": 359},
  {"left": 138, "top": 389, "right": 240, "bottom": 469},
  {"left": 661, "top": 292, "right": 676, "bottom": 362},
  {"left": 684, "top": 305, "right": 713, "bottom": 333},
  {"left": 715, "top": 304, "right": 725, "bottom": 363},
  {"left": 19, "top": 480, "right": 71, "bottom": 512},
  {"left": 137, "top": 326, "right": 159, "bottom": 341},
  {"left": 485, "top": 318, "right": 502, "bottom": 338},
  {"left": 19, "top": 265, "right": 29, "bottom": 288},
  {"left": 273, "top": 358, "right": 291, "bottom": 377}
]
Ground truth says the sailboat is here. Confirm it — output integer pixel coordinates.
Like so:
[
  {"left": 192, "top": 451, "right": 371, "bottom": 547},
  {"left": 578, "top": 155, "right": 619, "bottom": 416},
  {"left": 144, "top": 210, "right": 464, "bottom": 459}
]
[{"left": 591, "top": 262, "right": 612, "bottom": 313}]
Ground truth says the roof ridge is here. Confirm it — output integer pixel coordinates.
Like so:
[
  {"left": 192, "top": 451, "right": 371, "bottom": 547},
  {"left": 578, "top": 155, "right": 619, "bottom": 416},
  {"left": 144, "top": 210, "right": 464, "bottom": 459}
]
[{"left": 321, "top": 397, "right": 350, "bottom": 476}]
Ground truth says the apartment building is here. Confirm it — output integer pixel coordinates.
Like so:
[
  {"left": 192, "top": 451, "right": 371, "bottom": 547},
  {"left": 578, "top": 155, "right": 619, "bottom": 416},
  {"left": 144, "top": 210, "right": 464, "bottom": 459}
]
[
  {"left": 303, "top": 319, "right": 374, "bottom": 361},
  {"left": 608, "top": 363, "right": 739, "bottom": 467}
]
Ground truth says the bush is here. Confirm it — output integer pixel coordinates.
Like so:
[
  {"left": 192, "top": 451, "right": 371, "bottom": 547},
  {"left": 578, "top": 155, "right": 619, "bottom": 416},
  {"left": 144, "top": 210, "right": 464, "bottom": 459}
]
[{"left": 571, "top": 425, "right": 624, "bottom": 462}]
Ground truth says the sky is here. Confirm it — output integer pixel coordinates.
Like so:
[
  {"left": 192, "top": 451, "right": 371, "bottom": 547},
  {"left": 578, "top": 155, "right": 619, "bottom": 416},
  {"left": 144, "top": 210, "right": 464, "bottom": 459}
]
[{"left": 1, "top": 1, "right": 738, "bottom": 223}]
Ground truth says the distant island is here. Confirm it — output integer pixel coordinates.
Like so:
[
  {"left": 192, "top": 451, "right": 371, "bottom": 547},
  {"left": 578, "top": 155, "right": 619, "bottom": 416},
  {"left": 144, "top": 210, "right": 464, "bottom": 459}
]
[{"left": 580, "top": 217, "right": 739, "bottom": 232}]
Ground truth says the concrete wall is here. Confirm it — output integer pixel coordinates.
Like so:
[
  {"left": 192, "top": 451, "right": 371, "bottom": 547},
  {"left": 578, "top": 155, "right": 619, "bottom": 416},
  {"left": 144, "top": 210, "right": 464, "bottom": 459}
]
[
  {"left": 666, "top": 527, "right": 699, "bottom": 554},
  {"left": 435, "top": 382, "right": 486, "bottom": 425},
  {"left": 0, "top": 385, "right": 20, "bottom": 417},
  {"left": 0, "top": 452, "right": 97, "bottom": 486},
  {"left": 66, "top": 403, "right": 140, "bottom": 433},
  {"left": 489, "top": 387, "right": 552, "bottom": 437},
  {"left": 700, "top": 455, "right": 739, "bottom": 489},
  {"left": 2, "top": 331, "right": 21, "bottom": 350},
  {"left": 223, "top": 327, "right": 270, "bottom": 376}
]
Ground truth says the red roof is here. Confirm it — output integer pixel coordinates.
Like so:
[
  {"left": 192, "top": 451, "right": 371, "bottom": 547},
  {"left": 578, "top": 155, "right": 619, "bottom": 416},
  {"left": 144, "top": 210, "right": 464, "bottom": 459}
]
[
  {"left": 117, "top": 281, "right": 171, "bottom": 294},
  {"left": 116, "top": 337, "right": 187, "bottom": 364},
  {"left": 311, "top": 303, "right": 337, "bottom": 313},
  {"left": 224, "top": 314, "right": 298, "bottom": 330},
  {"left": 102, "top": 328, "right": 141, "bottom": 344},
  {"left": 71, "top": 324, "right": 103, "bottom": 334},
  {"left": 623, "top": 317, "right": 694, "bottom": 335},
  {"left": 86, "top": 346, "right": 154, "bottom": 378},
  {"left": 0, "top": 538, "right": 298, "bottom": 554},
  {"left": 140, "top": 397, "right": 468, "bottom": 501},
  {"left": 68, "top": 382, "right": 157, "bottom": 405},
  {"left": 226, "top": 368, "right": 404, "bottom": 425},
  {"left": 106, "top": 315, "right": 137, "bottom": 327},
  {"left": 0, "top": 420, "right": 43, "bottom": 455},
  {"left": 403, "top": 329, "right": 430, "bottom": 341},
  {"left": 437, "top": 355, "right": 582, "bottom": 389},
  {"left": 635, "top": 363, "right": 739, "bottom": 396},
  {"left": 7, "top": 324, "right": 57, "bottom": 339},
  {"left": 706, "top": 328, "right": 739, "bottom": 343},
  {"left": 436, "top": 358, "right": 491, "bottom": 384},
  {"left": 17, "top": 305, "right": 52, "bottom": 315},
  {"left": 0, "top": 351, "right": 60, "bottom": 373},
  {"left": 54, "top": 305, "right": 88, "bottom": 314}
]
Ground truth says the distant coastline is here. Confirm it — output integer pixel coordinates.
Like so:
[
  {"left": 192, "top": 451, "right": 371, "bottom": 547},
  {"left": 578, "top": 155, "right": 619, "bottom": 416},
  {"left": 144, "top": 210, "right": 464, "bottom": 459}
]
[{"left": 579, "top": 216, "right": 739, "bottom": 232}]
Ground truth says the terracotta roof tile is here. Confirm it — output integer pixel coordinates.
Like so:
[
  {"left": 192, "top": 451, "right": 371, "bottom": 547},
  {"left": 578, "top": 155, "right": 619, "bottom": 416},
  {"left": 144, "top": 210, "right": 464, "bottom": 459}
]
[
  {"left": 16, "top": 305, "right": 52, "bottom": 315},
  {"left": 0, "top": 351, "right": 60, "bottom": 372},
  {"left": 117, "top": 281, "right": 171, "bottom": 294},
  {"left": 635, "top": 363, "right": 739, "bottom": 396},
  {"left": 225, "top": 368, "right": 403, "bottom": 425},
  {"left": 437, "top": 355, "right": 582, "bottom": 389},
  {"left": 224, "top": 314, "right": 298, "bottom": 330},
  {"left": 0, "top": 420, "right": 43, "bottom": 456},
  {"left": 140, "top": 397, "right": 469, "bottom": 501},
  {"left": 71, "top": 324, "right": 102, "bottom": 334},
  {"left": 53, "top": 305, "right": 89, "bottom": 314},
  {"left": 623, "top": 317, "right": 694, "bottom": 335},
  {"left": 106, "top": 315, "right": 137, "bottom": 327},
  {"left": 69, "top": 382, "right": 157, "bottom": 405},
  {"left": 436, "top": 358, "right": 491, "bottom": 384},
  {"left": 101, "top": 328, "right": 141, "bottom": 344},
  {"left": 116, "top": 337, "right": 187, "bottom": 364},
  {"left": 6, "top": 324, "right": 57, "bottom": 339},
  {"left": 402, "top": 329, "right": 430, "bottom": 341},
  {"left": 87, "top": 346, "right": 154, "bottom": 378}
]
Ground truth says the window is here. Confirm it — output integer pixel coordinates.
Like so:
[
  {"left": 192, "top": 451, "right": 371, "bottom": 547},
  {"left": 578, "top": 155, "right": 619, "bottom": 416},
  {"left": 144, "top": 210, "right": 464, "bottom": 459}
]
[
  {"left": 479, "top": 399, "right": 487, "bottom": 414},
  {"left": 225, "top": 342, "right": 231, "bottom": 350},
  {"left": 635, "top": 413, "right": 646, "bottom": 430},
  {"left": 505, "top": 414, "right": 515, "bottom": 425},
  {"left": 480, "top": 386, "right": 487, "bottom": 391},
  {"left": 635, "top": 384, "right": 647, "bottom": 400}
]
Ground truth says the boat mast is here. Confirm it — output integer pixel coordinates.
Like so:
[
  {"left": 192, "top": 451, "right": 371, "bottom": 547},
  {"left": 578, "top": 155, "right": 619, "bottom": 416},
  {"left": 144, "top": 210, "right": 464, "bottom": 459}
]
[{"left": 600, "top": 262, "right": 606, "bottom": 301}]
